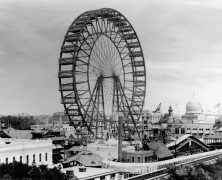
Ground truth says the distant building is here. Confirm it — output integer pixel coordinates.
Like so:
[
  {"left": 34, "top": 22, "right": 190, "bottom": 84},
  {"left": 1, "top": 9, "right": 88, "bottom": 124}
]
[
  {"left": 31, "top": 124, "right": 75, "bottom": 138},
  {"left": 172, "top": 96, "right": 215, "bottom": 138},
  {"left": 0, "top": 138, "right": 53, "bottom": 166},
  {"left": 17, "top": 113, "right": 31, "bottom": 117},
  {"left": 33, "top": 115, "right": 51, "bottom": 124},
  {"left": 143, "top": 124, "right": 168, "bottom": 143},
  {"left": 181, "top": 96, "right": 204, "bottom": 124}
]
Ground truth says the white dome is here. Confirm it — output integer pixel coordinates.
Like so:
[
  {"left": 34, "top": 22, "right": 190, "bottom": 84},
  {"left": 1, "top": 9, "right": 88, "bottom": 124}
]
[{"left": 186, "top": 98, "right": 203, "bottom": 114}]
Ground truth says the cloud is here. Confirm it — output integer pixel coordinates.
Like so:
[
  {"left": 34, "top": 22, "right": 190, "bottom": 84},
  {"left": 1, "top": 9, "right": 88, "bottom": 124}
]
[{"left": 0, "top": 0, "right": 222, "bottom": 115}]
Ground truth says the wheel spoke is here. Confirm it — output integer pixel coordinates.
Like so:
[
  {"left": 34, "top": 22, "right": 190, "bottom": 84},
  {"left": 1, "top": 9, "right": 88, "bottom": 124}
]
[{"left": 59, "top": 8, "right": 146, "bottom": 139}]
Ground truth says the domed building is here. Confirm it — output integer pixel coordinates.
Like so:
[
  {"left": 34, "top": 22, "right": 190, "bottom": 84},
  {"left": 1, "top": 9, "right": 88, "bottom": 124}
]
[
  {"left": 185, "top": 98, "right": 203, "bottom": 115},
  {"left": 181, "top": 96, "right": 205, "bottom": 124},
  {"left": 175, "top": 96, "right": 215, "bottom": 138}
]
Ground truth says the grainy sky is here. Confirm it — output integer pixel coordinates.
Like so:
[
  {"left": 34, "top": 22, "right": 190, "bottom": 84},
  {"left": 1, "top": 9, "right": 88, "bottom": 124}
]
[{"left": 0, "top": 0, "right": 222, "bottom": 115}]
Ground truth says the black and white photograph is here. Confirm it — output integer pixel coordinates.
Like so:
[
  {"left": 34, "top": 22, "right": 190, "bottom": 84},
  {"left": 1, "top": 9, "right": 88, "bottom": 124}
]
[{"left": 1, "top": 0, "right": 222, "bottom": 179}]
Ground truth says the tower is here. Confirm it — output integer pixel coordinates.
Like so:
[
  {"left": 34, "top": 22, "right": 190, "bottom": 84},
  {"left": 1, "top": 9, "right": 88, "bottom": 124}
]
[{"left": 168, "top": 105, "right": 173, "bottom": 117}]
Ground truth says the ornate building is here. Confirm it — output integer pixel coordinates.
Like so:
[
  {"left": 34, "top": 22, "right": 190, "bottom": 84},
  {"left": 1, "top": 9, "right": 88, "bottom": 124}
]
[
  {"left": 172, "top": 96, "right": 215, "bottom": 138},
  {"left": 181, "top": 96, "right": 204, "bottom": 124}
]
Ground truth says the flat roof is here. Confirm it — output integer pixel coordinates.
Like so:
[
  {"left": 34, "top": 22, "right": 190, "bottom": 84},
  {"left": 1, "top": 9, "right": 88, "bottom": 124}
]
[
  {"left": 0, "top": 138, "right": 52, "bottom": 151},
  {"left": 204, "top": 134, "right": 222, "bottom": 139},
  {"left": 61, "top": 166, "right": 116, "bottom": 179}
]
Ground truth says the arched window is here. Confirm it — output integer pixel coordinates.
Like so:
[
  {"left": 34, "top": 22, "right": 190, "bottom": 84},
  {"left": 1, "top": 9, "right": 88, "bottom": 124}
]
[
  {"left": 13, "top": 157, "right": 15, "bottom": 162},
  {"left": 20, "top": 156, "right": 22, "bottom": 163},
  {"left": 6, "top": 158, "right": 8, "bottom": 164},
  {"left": 39, "top": 154, "right": 41, "bottom": 162}
]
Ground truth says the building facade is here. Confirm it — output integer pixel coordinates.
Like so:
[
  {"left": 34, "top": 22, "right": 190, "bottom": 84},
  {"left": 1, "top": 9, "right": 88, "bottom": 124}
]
[
  {"left": 0, "top": 138, "right": 53, "bottom": 167},
  {"left": 31, "top": 124, "right": 75, "bottom": 138},
  {"left": 171, "top": 97, "right": 215, "bottom": 138}
]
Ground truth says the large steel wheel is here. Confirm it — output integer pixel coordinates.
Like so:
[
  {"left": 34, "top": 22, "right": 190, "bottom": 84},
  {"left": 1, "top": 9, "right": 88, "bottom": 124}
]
[{"left": 58, "top": 8, "right": 146, "bottom": 139}]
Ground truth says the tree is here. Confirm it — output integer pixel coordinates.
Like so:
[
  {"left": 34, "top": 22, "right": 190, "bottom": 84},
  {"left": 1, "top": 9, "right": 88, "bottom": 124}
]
[
  {"left": 29, "top": 165, "right": 43, "bottom": 179},
  {"left": 167, "top": 164, "right": 211, "bottom": 180},
  {"left": 0, "top": 116, "right": 38, "bottom": 130},
  {"left": 0, "top": 162, "right": 67, "bottom": 180}
]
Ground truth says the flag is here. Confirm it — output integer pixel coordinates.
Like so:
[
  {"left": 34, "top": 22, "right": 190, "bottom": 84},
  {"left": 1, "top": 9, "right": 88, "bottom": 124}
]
[
  {"left": 153, "top": 103, "right": 161, "bottom": 113},
  {"left": 213, "top": 103, "right": 221, "bottom": 108}
]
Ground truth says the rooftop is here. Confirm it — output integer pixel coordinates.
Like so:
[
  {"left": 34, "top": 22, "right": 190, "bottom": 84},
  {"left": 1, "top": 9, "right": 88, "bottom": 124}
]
[
  {"left": 0, "top": 138, "right": 53, "bottom": 152},
  {"left": 167, "top": 134, "right": 191, "bottom": 147},
  {"left": 3, "top": 127, "right": 32, "bottom": 139},
  {"left": 63, "top": 150, "right": 103, "bottom": 167},
  {"left": 61, "top": 166, "right": 116, "bottom": 180},
  {"left": 123, "top": 142, "right": 173, "bottom": 159},
  {"left": 147, "top": 142, "right": 173, "bottom": 159},
  {"left": 203, "top": 134, "right": 222, "bottom": 139}
]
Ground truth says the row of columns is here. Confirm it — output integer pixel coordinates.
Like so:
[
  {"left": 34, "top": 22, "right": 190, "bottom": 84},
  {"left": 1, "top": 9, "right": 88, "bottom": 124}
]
[
  {"left": 93, "top": 172, "right": 122, "bottom": 180},
  {"left": 205, "top": 138, "right": 222, "bottom": 144}
]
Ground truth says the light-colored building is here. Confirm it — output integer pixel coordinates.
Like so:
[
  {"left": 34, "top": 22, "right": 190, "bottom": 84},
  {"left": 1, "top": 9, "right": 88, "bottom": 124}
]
[
  {"left": 31, "top": 124, "right": 75, "bottom": 138},
  {"left": 181, "top": 96, "right": 204, "bottom": 124},
  {"left": 31, "top": 124, "right": 72, "bottom": 131},
  {"left": 0, "top": 138, "right": 53, "bottom": 167},
  {"left": 172, "top": 96, "right": 215, "bottom": 138}
]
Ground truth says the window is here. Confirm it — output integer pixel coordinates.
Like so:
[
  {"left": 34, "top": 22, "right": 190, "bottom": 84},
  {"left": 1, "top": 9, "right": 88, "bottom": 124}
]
[
  {"left": 175, "top": 128, "right": 179, "bottom": 134},
  {"left": 6, "top": 158, "right": 8, "bottom": 164},
  {"left": 187, "top": 128, "right": 191, "bottom": 130},
  {"left": 45, "top": 153, "right": 48, "bottom": 161},
  {"left": 181, "top": 128, "right": 185, "bottom": 134},
  {"left": 132, "top": 157, "right": 134, "bottom": 162},
  {"left": 26, "top": 155, "right": 29, "bottom": 164},
  {"left": 193, "top": 128, "right": 197, "bottom": 130},
  {"left": 33, "top": 154, "right": 35, "bottom": 164},
  {"left": 20, "top": 156, "right": 22, "bottom": 163},
  {"left": 13, "top": 157, "right": 15, "bottom": 162},
  {"left": 39, "top": 154, "right": 41, "bottom": 162}
]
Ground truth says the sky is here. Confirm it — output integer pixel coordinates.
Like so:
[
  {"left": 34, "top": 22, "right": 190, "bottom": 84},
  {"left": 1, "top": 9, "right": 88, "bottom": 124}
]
[{"left": 0, "top": 0, "right": 222, "bottom": 115}]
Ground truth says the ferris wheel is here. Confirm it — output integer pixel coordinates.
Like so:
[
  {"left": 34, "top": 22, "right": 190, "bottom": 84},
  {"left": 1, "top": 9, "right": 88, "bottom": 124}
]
[{"left": 58, "top": 8, "right": 146, "bottom": 139}]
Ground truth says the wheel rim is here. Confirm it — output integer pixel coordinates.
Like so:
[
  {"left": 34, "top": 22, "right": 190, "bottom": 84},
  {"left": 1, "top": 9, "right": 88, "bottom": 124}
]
[{"left": 59, "top": 8, "right": 146, "bottom": 139}]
